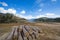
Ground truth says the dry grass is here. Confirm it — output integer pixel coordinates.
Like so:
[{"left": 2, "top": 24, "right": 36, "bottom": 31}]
[
  {"left": 0, "top": 22, "right": 60, "bottom": 40},
  {"left": 0, "top": 23, "right": 20, "bottom": 36},
  {"left": 35, "top": 22, "right": 60, "bottom": 40}
]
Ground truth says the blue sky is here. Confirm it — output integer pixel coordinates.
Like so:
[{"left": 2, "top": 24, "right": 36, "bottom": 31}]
[{"left": 0, "top": 0, "right": 60, "bottom": 19}]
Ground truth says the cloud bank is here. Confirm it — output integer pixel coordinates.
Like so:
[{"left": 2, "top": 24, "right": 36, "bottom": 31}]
[
  {"left": 0, "top": 2, "right": 8, "bottom": 6},
  {"left": 0, "top": 7, "right": 60, "bottom": 19},
  {"left": 0, "top": 7, "right": 16, "bottom": 14},
  {"left": 20, "top": 10, "right": 26, "bottom": 14}
]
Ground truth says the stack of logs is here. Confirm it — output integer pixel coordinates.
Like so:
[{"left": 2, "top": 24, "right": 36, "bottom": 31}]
[{"left": 1, "top": 25, "right": 41, "bottom": 40}]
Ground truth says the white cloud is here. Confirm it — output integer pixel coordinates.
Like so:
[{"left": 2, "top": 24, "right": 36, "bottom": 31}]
[
  {"left": 15, "top": 12, "right": 36, "bottom": 19},
  {"left": 45, "top": 13, "right": 56, "bottom": 18},
  {"left": 45, "top": 13, "right": 60, "bottom": 18},
  {"left": 7, "top": 9, "right": 16, "bottom": 14},
  {"left": 16, "top": 12, "right": 60, "bottom": 19},
  {"left": 0, "top": 7, "right": 59, "bottom": 19},
  {"left": 0, "top": 7, "right": 16, "bottom": 14},
  {"left": 0, "top": 2, "right": 8, "bottom": 6},
  {"left": 38, "top": 9, "right": 42, "bottom": 12},
  {"left": 18, "top": 15, "right": 34, "bottom": 19},
  {"left": 51, "top": 0, "right": 57, "bottom": 2},
  {"left": 0, "top": 7, "right": 4, "bottom": 10},
  {"left": 0, "top": 7, "right": 34, "bottom": 19},
  {"left": 0, "top": 7, "right": 7, "bottom": 13},
  {"left": 24, "top": 15, "right": 33, "bottom": 19},
  {"left": 35, "top": 13, "right": 60, "bottom": 18},
  {"left": 46, "top": 13, "right": 55, "bottom": 16},
  {"left": 20, "top": 10, "right": 26, "bottom": 14}
]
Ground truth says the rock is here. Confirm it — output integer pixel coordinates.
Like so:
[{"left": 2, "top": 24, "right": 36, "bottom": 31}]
[{"left": 0, "top": 25, "right": 41, "bottom": 40}]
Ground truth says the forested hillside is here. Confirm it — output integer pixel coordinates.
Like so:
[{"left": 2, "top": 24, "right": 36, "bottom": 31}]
[
  {"left": 34, "top": 17, "right": 60, "bottom": 22},
  {"left": 0, "top": 13, "right": 26, "bottom": 23}
]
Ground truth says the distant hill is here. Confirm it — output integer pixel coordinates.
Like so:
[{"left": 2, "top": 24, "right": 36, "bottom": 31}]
[
  {"left": 0, "top": 13, "right": 26, "bottom": 23},
  {"left": 34, "top": 17, "right": 60, "bottom": 22}
]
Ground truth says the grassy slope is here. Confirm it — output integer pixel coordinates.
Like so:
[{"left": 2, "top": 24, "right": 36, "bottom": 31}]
[{"left": 0, "top": 22, "right": 60, "bottom": 40}]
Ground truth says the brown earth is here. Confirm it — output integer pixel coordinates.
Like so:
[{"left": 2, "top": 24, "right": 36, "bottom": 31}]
[{"left": 0, "top": 22, "right": 60, "bottom": 40}]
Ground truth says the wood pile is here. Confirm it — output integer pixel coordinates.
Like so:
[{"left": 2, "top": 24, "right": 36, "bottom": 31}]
[{"left": 0, "top": 25, "right": 42, "bottom": 40}]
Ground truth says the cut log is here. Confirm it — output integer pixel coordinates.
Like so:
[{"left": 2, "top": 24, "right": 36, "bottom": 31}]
[{"left": 0, "top": 25, "right": 41, "bottom": 40}]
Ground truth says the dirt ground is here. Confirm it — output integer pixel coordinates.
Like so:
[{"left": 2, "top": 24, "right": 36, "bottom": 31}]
[{"left": 0, "top": 22, "right": 60, "bottom": 40}]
